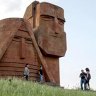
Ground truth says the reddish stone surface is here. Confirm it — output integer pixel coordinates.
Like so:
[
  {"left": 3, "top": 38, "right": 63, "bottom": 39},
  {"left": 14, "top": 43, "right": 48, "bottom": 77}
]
[
  {"left": 24, "top": 1, "right": 67, "bottom": 84},
  {"left": 0, "top": 1, "right": 67, "bottom": 85},
  {"left": 0, "top": 18, "right": 40, "bottom": 80}
]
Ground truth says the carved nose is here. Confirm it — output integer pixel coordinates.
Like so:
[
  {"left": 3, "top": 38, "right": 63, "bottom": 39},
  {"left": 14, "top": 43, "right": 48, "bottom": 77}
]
[{"left": 54, "top": 17, "right": 59, "bottom": 34}]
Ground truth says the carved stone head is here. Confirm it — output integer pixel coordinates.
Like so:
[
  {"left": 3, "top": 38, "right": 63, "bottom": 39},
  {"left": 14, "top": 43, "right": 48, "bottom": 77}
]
[{"left": 24, "top": 2, "right": 67, "bottom": 57}]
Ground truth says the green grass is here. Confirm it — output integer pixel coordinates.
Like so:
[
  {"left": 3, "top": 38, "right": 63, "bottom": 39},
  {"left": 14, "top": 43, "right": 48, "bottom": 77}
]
[{"left": 0, "top": 78, "right": 95, "bottom": 96}]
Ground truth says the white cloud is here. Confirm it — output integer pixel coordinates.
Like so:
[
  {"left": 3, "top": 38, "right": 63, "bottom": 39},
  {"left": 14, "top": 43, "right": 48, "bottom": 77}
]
[
  {"left": 0, "top": 0, "right": 23, "bottom": 19},
  {"left": 0, "top": 0, "right": 22, "bottom": 12}
]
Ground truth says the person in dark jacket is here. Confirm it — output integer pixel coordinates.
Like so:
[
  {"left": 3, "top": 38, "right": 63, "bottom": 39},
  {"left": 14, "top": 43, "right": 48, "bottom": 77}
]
[
  {"left": 85, "top": 68, "right": 91, "bottom": 90},
  {"left": 39, "top": 65, "right": 43, "bottom": 82},
  {"left": 79, "top": 69, "right": 87, "bottom": 90}
]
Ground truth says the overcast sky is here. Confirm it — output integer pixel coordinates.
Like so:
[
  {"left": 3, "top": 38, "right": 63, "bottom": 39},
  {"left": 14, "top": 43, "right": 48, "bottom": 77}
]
[{"left": 0, "top": 0, "right": 96, "bottom": 90}]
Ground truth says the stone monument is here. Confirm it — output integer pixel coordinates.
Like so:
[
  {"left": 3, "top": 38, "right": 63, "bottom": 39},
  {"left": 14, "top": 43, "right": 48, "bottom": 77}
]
[{"left": 0, "top": 1, "right": 67, "bottom": 85}]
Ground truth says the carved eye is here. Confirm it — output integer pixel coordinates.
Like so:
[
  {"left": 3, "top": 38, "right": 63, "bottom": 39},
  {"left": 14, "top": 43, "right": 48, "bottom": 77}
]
[
  {"left": 14, "top": 36, "right": 21, "bottom": 39},
  {"left": 25, "top": 38, "right": 32, "bottom": 41},
  {"left": 58, "top": 18, "right": 64, "bottom": 25},
  {"left": 41, "top": 15, "right": 54, "bottom": 21}
]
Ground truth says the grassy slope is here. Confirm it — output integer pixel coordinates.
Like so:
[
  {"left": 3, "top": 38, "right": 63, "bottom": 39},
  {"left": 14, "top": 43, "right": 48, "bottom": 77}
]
[{"left": 0, "top": 78, "right": 95, "bottom": 96}]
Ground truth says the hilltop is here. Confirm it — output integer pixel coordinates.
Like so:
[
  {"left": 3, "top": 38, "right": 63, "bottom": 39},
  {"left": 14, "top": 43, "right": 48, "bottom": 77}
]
[{"left": 0, "top": 78, "right": 95, "bottom": 96}]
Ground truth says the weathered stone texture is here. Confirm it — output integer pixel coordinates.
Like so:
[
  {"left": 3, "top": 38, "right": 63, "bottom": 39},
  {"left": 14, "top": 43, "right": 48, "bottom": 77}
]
[
  {"left": 24, "top": 1, "right": 67, "bottom": 84},
  {"left": 0, "top": 1, "right": 67, "bottom": 85},
  {"left": 0, "top": 18, "right": 40, "bottom": 80}
]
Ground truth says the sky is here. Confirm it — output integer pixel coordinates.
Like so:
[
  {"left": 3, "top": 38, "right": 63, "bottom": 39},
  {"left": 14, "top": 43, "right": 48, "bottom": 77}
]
[{"left": 0, "top": 0, "right": 96, "bottom": 90}]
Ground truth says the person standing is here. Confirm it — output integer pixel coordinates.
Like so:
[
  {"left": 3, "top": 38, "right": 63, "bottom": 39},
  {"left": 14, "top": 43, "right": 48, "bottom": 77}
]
[
  {"left": 39, "top": 65, "right": 43, "bottom": 82},
  {"left": 23, "top": 64, "right": 30, "bottom": 80},
  {"left": 85, "top": 68, "right": 91, "bottom": 90},
  {"left": 79, "top": 69, "right": 87, "bottom": 90}
]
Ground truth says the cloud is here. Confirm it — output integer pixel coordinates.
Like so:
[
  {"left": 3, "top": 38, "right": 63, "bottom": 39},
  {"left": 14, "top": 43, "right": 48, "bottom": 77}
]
[
  {"left": 0, "top": 0, "right": 22, "bottom": 12},
  {"left": 0, "top": 0, "right": 24, "bottom": 19}
]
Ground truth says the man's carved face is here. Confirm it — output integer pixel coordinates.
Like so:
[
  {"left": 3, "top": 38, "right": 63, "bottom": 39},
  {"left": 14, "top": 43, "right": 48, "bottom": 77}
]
[{"left": 35, "top": 3, "right": 66, "bottom": 56}]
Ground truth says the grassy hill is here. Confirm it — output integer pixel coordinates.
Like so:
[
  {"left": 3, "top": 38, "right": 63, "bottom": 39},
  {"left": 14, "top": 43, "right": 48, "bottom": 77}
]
[{"left": 0, "top": 78, "right": 95, "bottom": 96}]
